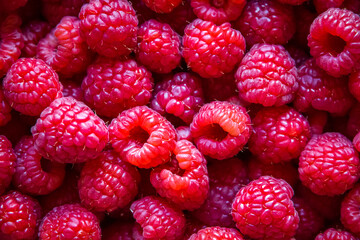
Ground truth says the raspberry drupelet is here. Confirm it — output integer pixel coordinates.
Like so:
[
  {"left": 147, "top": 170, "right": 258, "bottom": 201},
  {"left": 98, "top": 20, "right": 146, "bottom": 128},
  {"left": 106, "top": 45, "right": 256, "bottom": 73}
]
[
  {"left": 349, "top": 70, "right": 360, "bottom": 102},
  {"left": 189, "top": 226, "right": 244, "bottom": 240},
  {"left": 0, "top": 88, "right": 12, "bottom": 127},
  {"left": 31, "top": 97, "right": 109, "bottom": 164},
  {"left": 61, "top": 79, "right": 84, "bottom": 101},
  {"left": 42, "top": 0, "right": 86, "bottom": 27},
  {"left": 313, "top": 0, "right": 360, "bottom": 14},
  {"left": 275, "top": 0, "right": 307, "bottom": 5},
  {"left": 79, "top": 0, "right": 138, "bottom": 57},
  {"left": 142, "top": 0, "right": 182, "bottom": 13},
  {"left": 315, "top": 228, "right": 358, "bottom": 240},
  {"left": 190, "top": 101, "right": 251, "bottom": 160},
  {"left": 102, "top": 221, "right": 135, "bottom": 240},
  {"left": 21, "top": 20, "right": 51, "bottom": 58},
  {"left": 341, "top": 183, "right": 360, "bottom": 237},
  {"left": 0, "top": 135, "right": 16, "bottom": 195},
  {"left": 182, "top": 19, "right": 246, "bottom": 79},
  {"left": 202, "top": 72, "right": 238, "bottom": 102},
  {"left": 176, "top": 126, "right": 193, "bottom": 142}
]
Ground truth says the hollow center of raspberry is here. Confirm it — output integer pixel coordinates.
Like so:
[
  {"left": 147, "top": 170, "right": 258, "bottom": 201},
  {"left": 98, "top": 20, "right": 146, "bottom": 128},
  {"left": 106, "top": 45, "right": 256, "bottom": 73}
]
[
  {"left": 129, "top": 126, "right": 150, "bottom": 146},
  {"left": 41, "top": 158, "right": 53, "bottom": 172},
  {"left": 324, "top": 34, "right": 346, "bottom": 56},
  {"left": 202, "top": 123, "right": 228, "bottom": 141},
  {"left": 211, "top": 0, "right": 225, "bottom": 8}
]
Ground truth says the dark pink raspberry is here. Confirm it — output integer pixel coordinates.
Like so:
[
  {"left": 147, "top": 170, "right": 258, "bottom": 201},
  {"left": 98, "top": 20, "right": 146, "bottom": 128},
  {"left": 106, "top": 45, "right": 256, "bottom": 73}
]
[
  {"left": 136, "top": 19, "right": 181, "bottom": 74},
  {"left": 176, "top": 126, "right": 193, "bottom": 142},
  {"left": 299, "top": 132, "right": 360, "bottom": 196},
  {"left": 61, "top": 79, "right": 84, "bottom": 101},
  {"left": 315, "top": 228, "right": 357, "bottom": 240},
  {"left": 79, "top": 0, "right": 138, "bottom": 57},
  {"left": 341, "top": 183, "right": 360, "bottom": 237},
  {"left": 137, "top": 168, "right": 158, "bottom": 198},
  {"left": 192, "top": 157, "right": 249, "bottom": 227},
  {"left": 37, "top": 16, "right": 94, "bottom": 77},
  {"left": 0, "top": 112, "right": 31, "bottom": 145},
  {"left": 236, "top": 44, "right": 298, "bottom": 107},
  {"left": 102, "top": 221, "right": 135, "bottom": 240},
  {"left": 313, "top": 0, "right": 360, "bottom": 14},
  {"left": 183, "top": 19, "right": 246, "bottom": 78},
  {"left": 182, "top": 216, "right": 207, "bottom": 240},
  {"left": 275, "top": 0, "right": 307, "bottom": 5},
  {"left": 294, "top": 58, "right": 354, "bottom": 116},
  {"left": 248, "top": 106, "right": 310, "bottom": 164},
  {"left": 292, "top": 5, "right": 317, "bottom": 48},
  {"left": 31, "top": 97, "right": 109, "bottom": 164},
  {"left": 285, "top": 43, "right": 310, "bottom": 67},
  {"left": 13, "top": 135, "right": 66, "bottom": 195},
  {"left": 190, "top": 0, "right": 246, "bottom": 25},
  {"left": 202, "top": 72, "right": 238, "bottom": 102},
  {"left": 130, "top": 0, "right": 156, "bottom": 24},
  {"left": 346, "top": 103, "right": 360, "bottom": 139},
  {"left": 0, "top": 0, "right": 27, "bottom": 12},
  {"left": 0, "top": 191, "right": 41, "bottom": 240},
  {"left": 306, "top": 109, "right": 328, "bottom": 135},
  {"left": 0, "top": 88, "right": 12, "bottom": 127},
  {"left": 130, "top": 196, "right": 186, "bottom": 240},
  {"left": 0, "top": 135, "right": 16, "bottom": 195},
  {"left": 42, "top": 0, "right": 86, "bottom": 26},
  {"left": 142, "top": 0, "right": 181, "bottom": 13},
  {"left": 232, "top": 176, "right": 299, "bottom": 240},
  {"left": 189, "top": 226, "right": 244, "bottom": 240},
  {"left": 81, "top": 57, "right": 153, "bottom": 118},
  {"left": 150, "top": 72, "right": 204, "bottom": 125},
  {"left": 234, "top": 0, "right": 295, "bottom": 47},
  {"left": 308, "top": 8, "right": 360, "bottom": 77},
  {"left": 349, "top": 70, "right": 360, "bottom": 102},
  {"left": 38, "top": 203, "right": 101, "bottom": 240},
  {"left": 353, "top": 131, "right": 360, "bottom": 152},
  {"left": 21, "top": 20, "right": 51, "bottom": 58}
]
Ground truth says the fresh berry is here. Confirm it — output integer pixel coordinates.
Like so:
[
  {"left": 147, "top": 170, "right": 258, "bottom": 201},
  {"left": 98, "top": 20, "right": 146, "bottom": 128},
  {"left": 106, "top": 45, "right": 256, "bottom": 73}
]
[
  {"left": 61, "top": 79, "right": 84, "bottom": 101},
  {"left": 292, "top": 5, "right": 317, "bottom": 48},
  {"left": 189, "top": 226, "right": 244, "bottom": 240},
  {"left": 0, "top": 0, "right": 28, "bottom": 12},
  {"left": 0, "top": 88, "right": 12, "bottom": 127},
  {"left": 0, "top": 135, "right": 16, "bottom": 195},
  {"left": 346, "top": 103, "right": 360, "bottom": 139},
  {"left": 182, "top": 19, "right": 246, "bottom": 78},
  {"left": 31, "top": 97, "right": 109, "bottom": 164},
  {"left": 0, "top": 112, "right": 31, "bottom": 145},
  {"left": 190, "top": 101, "right": 251, "bottom": 160},
  {"left": 275, "top": 0, "right": 307, "bottom": 5},
  {"left": 306, "top": 109, "right": 328, "bottom": 135},
  {"left": 349, "top": 70, "right": 360, "bottom": 102},
  {"left": 21, "top": 20, "right": 51, "bottom": 58},
  {"left": 42, "top": 0, "right": 86, "bottom": 27},
  {"left": 341, "top": 183, "right": 360, "bottom": 237},
  {"left": 176, "top": 126, "right": 193, "bottom": 142},
  {"left": 182, "top": 216, "right": 207, "bottom": 240},
  {"left": 313, "top": 0, "right": 360, "bottom": 14},
  {"left": 353, "top": 131, "right": 360, "bottom": 152},
  {"left": 285, "top": 43, "right": 310, "bottom": 67},
  {"left": 142, "top": 0, "right": 182, "bottom": 13},
  {"left": 202, "top": 72, "right": 238, "bottom": 102},
  {"left": 315, "top": 228, "right": 357, "bottom": 240},
  {"left": 102, "top": 221, "right": 135, "bottom": 240}
]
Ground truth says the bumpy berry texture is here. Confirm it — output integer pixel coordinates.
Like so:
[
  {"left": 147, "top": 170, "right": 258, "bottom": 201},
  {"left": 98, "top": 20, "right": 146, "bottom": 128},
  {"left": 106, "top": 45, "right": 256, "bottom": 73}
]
[
  {"left": 349, "top": 70, "right": 360, "bottom": 102},
  {"left": 315, "top": 228, "right": 357, "bottom": 240},
  {"left": 0, "top": 191, "right": 41, "bottom": 240},
  {"left": 190, "top": 101, "right": 251, "bottom": 160},
  {"left": 236, "top": 44, "right": 298, "bottom": 107},
  {"left": 61, "top": 79, "right": 84, "bottom": 101},
  {"left": 202, "top": 72, "right": 238, "bottom": 102},
  {"left": 0, "top": 88, "right": 12, "bottom": 127},
  {"left": 306, "top": 109, "right": 328, "bottom": 135},
  {"left": 102, "top": 221, "right": 135, "bottom": 240},
  {"left": 31, "top": 97, "right": 109, "bottom": 164},
  {"left": 3, "top": 58, "right": 63, "bottom": 116},
  {"left": 150, "top": 140, "right": 209, "bottom": 210},
  {"left": 182, "top": 216, "right": 207, "bottom": 240},
  {"left": 21, "top": 20, "right": 51, "bottom": 58},
  {"left": 345, "top": 103, "right": 360, "bottom": 139},
  {"left": 234, "top": 0, "right": 295, "bottom": 47},
  {"left": 0, "top": 0, "right": 28, "bottom": 12},
  {"left": 353, "top": 131, "right": 360, "bottom": 152},
  {"left": 313, "top": 0, "right": 360, "bottom": 14},
  {"left": 79, "top": 0, "right": 138, "bottom": 57},
  {"left": 82, "top": 57, "right": 153, "bottom": 118},
  {"left": 109, "top": 106, "right": 176, "bottom": 168},
  {"left": 276, "top": 0, "right": 307, "bottom": 5},
  {"left": 189, "top": 226, "right": 244, "bottom": 240},
  {"left": 232, "top": 176, "right": 299, "bottom": 240},
  {"left": 176, "top": 126, "right": 193, "bottom": 142},
  {"left": 285, "top": 43, "right": 310, "bottom": 67},
  {"left": 131, "top": 196, "right": 186, "bottom": 240},
  {"left": 299, "top": 132, "right": 360, "bottom": 196},
  {"left": 341, "top": 183, "right": 360, "bottom": 237},
  {"left": 142, "top": 0, "right": 181, "bottom": 13},
  {"left": 0, "top": 135, "right": 16, "bottom": 195},
  {"left": 182, "top": 19, "right": 246, "bottom": 78},
  {"left": 38, "top": 203, "right": 101, "bottom": 240},
  {"left": 308, "top": 8, "right": 360, "bottom": 77}
]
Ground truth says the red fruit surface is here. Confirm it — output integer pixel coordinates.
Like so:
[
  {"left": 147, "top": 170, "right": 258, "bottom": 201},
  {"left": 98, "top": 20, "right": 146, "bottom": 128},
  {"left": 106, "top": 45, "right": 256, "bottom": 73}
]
[
  {"left": 102, "top": 221, "right": 135, "bottom": 240},
  {"left": 188, "top": 226, "right": 244, "bottom": 240},
  {"left": 315, "top": 228, "right": 357, "bottom": 240},
  {"left": 142, "top": 0, "right": 182, "bottom": 13},
  {"left": 176, "top": 126, "right": 193, "bottom": 142},
  {"left": 0, "top": 88, "right": 12, "bottom": 127},
  {"left": 341, "top": 183, "right": 360, "bottom": 237},
  {"left": 285, "top": 43, "right": 310, "bottom": 67},
  {"left": 276, "top": 0, "right": 307, "bottom": 5},
  {"left": 202, "top": 72, "right": 238, "bottom": 102},
  {"left": 306, "top": 109, "right": 328, "bottom": 135},
  {"left": 313, "top": 0, "right": 360, "bottom": 14},
  {"left": 0, "top": 135, "right": 16, "bottom": 195},
  {"left": 42, "top": 0, "right": 86, "bottom": 27},
  {"left": 0, "top": 0, "right": 28, "bottom": 12},
  {"left": 349, "top": 70, "right": 360, "bottom": 102},
  {"left": 61, "top": 79, "right": 84, "bottom": 102},
  {"left": 21, "top": 20, "right": 51, "bottom": 58},
  {"left": 292, "top": 5, "right": 317, "bottom": 48}
]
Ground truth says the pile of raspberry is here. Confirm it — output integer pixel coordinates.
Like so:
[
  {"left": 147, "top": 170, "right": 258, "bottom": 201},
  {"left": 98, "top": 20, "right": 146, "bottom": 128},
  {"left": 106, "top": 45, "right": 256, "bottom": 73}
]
[{"left": 1, "top": 0, "right": 360, "bottom": 239}]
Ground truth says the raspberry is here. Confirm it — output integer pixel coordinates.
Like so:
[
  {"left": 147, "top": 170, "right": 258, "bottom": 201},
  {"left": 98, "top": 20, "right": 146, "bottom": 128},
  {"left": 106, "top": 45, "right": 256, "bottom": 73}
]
[
  {"left": 136, "top": 20, "right": 181, "bottom": 74},
  {"left": 190, "top": 101, "right": 251, "bottom": 160},
  {"left": 142, "top": 0, "right": 181, "bottom": 13},
  {"left": 102, "top": 221, "right": 135, "bottom": 240},
  {"left": 0, "top": 88, "right": 12, "bottom": 127},
  {"left": 0, "top": 191, "right": 41, "bottom": 240},
  {"left": 0, "top": 0, "right": 28, "bottom": 12},
  {"left": 299, "top": 132, "right": 360, "bottom": 196},
  {"left": 182, "top": 216, "right": 207, "bottom": 240},
  {"left": 275, "top": 0, "right": 307, "bottom": 5},
  {"left": 202, "top": 72, "right": 238, "bottom": 102},
  {"left": 13, "top": 135, "right": 66, "bottom": 195},
  {"left": 248, "top": 106, "right": 310, "bottom": 164},
  {"left": 0, "top": 136, "right": 16, "bottom": 195},
  {"left": 78, "top": 150, "right": 140, "bottom": 213},
  {"left": 31, "top": 97, "right": 109, "bottom": 164},
  {"left": 308, "top": 8, "right": 360, "bottom": 77},
  {"left": 341, "top": 183, "right": 360, "bottom": 237},
  {"left": 38, "top": 203, "right": 101, "bottom": 240},
  {"left": 61, "top": 79, "right": 84, "bottom": 101},
  {"left": 176, "top": 126, "right": 193, "bottom": 142},
  {"left": 315, "top": 228, "right": 357, "bottom": 240},
  {"left": 190, "top": 0, "right": 246, "bottom": 25},
  {"left": 346, "top": 103, "right": 360, "bottom": 139},
  {"left": 189, "top": 226, "right": 244, "bottom": 240},
  {"left": 42, "top": 0, "right": 86, "bottom": 26},
  {"left": 292, "top": 5, "right": 317, "bottom": 48},
  {"left": 150, "top": 140, "right": 209, "bottom": 210},
  {"left": 182, "top": 19, "right": 246, "bottom": 79},
  {"left": 306, "top": 109, "right": 328, "bottom": 135},
  {"left": 21, "top": 20, "right": 51, "bottom": 58},
  {"left": 79, "top": 0, "right": 138, "bottom": 57},
  {"left": 150, "top": 72, "right": 204, "bottom": 125},
  {"left": 349, "top": 70, "right": 360, "bottom": 102},
  {"left": 294, "top": 59, "right": 354, "bottom": 116},
  {"left": 285, "top": 43, "right": 310, "bottom": 67},
  {"left": 37, "top": 16, "right": 94, "bottom": 77},
  {"left": 192, "top": 157, "right": 249, "bottom": 227},
  {"left": 109, "top": 106, "right": 176, "bottom": 168},
  {"left": 234, "top": 0, "right": 295, "bottom": 47},
  {"left": 232, "top": 176, "right": 299, "bottom": 240},
  {"left": 353, "top": 132, "right": 360, "bottom": 152},
  {"left": 236, "top": 44, "right": 298, "bottom": 107},
  {"left": 81, "top": 57, "right": 153, "bottom": 118},
  {"left": 0, "top": 112, "right": 31, "bottom": 145},
  {"left": 313, "top": 0, "right": 360, "bottom": 14},
  {"left": 130, "top": 196, "right": 186, "bottom": 240}
]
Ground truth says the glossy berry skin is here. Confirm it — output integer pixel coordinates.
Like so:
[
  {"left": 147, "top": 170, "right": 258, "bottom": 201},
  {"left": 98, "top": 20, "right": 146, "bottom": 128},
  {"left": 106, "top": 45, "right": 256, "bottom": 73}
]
[
  {"left": 0, "top": 89, "right": 11, "bottom": 127},
  {"left": 38, "top": 204, "right": 101, "bottom": 240},
  {"left": 21, "top": 20, "right": 51, "bottom": 58},
  {"left": 188, "top": 226, "right": 244, "bottom": 240},
  {"left": 349, "top": 70, "right": 360, "bottom": 102},
  {"left": 42, "top": 0, "right": 86, "bottom": 27},
  {"left": 79, "top": 0, "right": 138, "bottom": 57},
  {"left": 341, "top": 184, "right": 360, "bottom": 237},
  {"left": 236, "top": 44, "right": 298, "bottom": 107},
  {"left": 313, "top": 0, "right": 360, "bottom": 14},
  {"left": 0, "top": 135, "right": 16, "bottom": 195},
  {"left": 299, "top": 132, "right": 360, "bottom": 196},
  {"left": 182, "top": 19, "right": 246, "bottom": 79},
  {"left": 190, "top": 101, "right": 251, "bottom": 160},
  {"left": 202, "top": 72, "right": 238, "bottom": 102},
  {"left": 31, "top": 97, "right": 109, "bottom": 164},
  {"left": 142, "top": 0, "right": 181, "bottom": 13},
  {"left": 315, "top": 228, "right": 357, "bottom": 240},
  {"left": 101, "top": 222, "right": 135, "bottom": 240},
  {"left": 61, "top": 80, "right": 84, "bottom": 102},
  {"left": 276, "top": 0, "right": 307, "bottom": 5},
  {"left": 176, "top": 126, "right": 193, "bottom": 142}
]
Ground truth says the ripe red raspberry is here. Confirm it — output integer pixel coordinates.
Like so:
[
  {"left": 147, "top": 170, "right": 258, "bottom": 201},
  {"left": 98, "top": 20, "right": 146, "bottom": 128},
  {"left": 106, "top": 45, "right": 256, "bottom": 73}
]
[
  {"left": 150, "top": 72, "right": 204, "bottom": 125},
  {"left": 349, "top": 70, "right": 360, "bottom": 102},
  {"left": 176, "top": 126, "right": 193, "bottom": 142},
  {"left": 0, "top": 88, "right": 11, "bottom": 127},
  {"left": 202, "top": 72, "right": 238, "bottom": 102},
  {"left": 353, "top": 131, "right": 360, "bottom": 152},
  {"left": 248, "top": 106, "right": 310, "bottom": 164},
  {"left": 285, "top": 43, "right": 310, "bottom": 67},
  {"left": 102, "top": 221, "right": 135, "bottom": 240},
  {"left": 130, "top": 196, "right": 186, "bottom": 240},
  {"left": 236, "top": 44, "right": 298, "bottom": 107},
  {"left": 341, "top": 183, "right": 360, "bottom": 237},
  {"left": 182, "top": 216, "right": 207, "bottom": 240},
  {"left": 294, "top": 59, "right": 354, "bottom": 116},
  {"left": 79, "top": 0, "right": 138, "bottom": 57},
  {"left": 182, "top": 19, "right": 246, "bottom": 79},
  {"left": 31, "top": 97, "right": 109, "bottom": 164},
  {"left": 109, "top": 106, "right": 176, "bottom": 168},
  {"left": 0, "top": 191, "right": 41, "bottom": 240},
  {"left": 232, "top": 176, "right": 299, "bottom": 240},
  {"left": 308, "top": 8, "right": 360, "bottom": 77},
  {"left": 81, "top": 57, "right": 153, "bottom": 118},
  {"left": 3, "top": 58, "right": 63, "bottom": 116},
  {"left": 136, "top": 20, "right": 181, "bottom": 74},
  {"left": 292, "top": 5, "right": 317, "bottom": 48},
  {"left": 37, "top": 16, "right": 94, "bottom": 77},
  {"left": 190, "top": 101, "right": 251, "bottom": 160},
  {"left": 42, "top": 0, "right": 86, "bottom": 26},
  {"left": 192, "top": 157, "right": 249, "bottom": 227},
  {"left": 150, "top": 140, "right": 209, "bottom": 210},
  {"left": 315, "top": 228, "right": 357, "bottom": 240},
  {"left": 306, "top": 109, "right": 328, "bottom": 135},
  {"left": 61, "top": 79, "right": 84, "bottom": 101},
  {"left": 234, "top": 0, "right": 295, "bottom": 47},
  {"left": 190, "top": 0, "right": 246, "bottom": 25},
  {"left": 0, "top": 0, "right": 27, "bottom": 12},
  {"left": 345, "top": 103, "right": 360, "bottom": 139},
  {"left": 299, "top": 132, "right": 360, "bottom": 196},
  {"left": 38, "top": 203, "right": 101, "bottom": 240},
  {"left": 0, "top": 136, "right": 15, "bottom": 195},
  {"left": 313, "top": 0, "right": 360, "bottom": 14},
  {"left": 142, "top": 0, "right": 181, "bottom": 13},
  {"left": 21, "top": 20, "right": 51, "bottom": 58},
  {"left": 189, "top": 226, "right": 244, "bottom": 240},
  {"left": 275, "top": 0, "right": 307, "bottom": 5}
]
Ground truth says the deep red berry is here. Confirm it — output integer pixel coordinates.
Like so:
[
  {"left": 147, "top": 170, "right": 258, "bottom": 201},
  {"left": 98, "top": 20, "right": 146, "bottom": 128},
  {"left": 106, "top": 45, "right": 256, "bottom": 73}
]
[
  {"left": 275, "top": 0, "right": 307, "bottom": 5},
  {"left": 189, "top": 226, "right": 244, "bottom": 240},
  {"left": 345, "top": 103, "right": 360, "bottom": 139},
  {"left": 142, "top": 0, "right": 182, "bottom": 13},
  {"left": 0, "top": 0, "right": 27, "bottom": 12},
  {"left": 285, "top": 43, "right": 310, "bottom": 67},
  {"left": 306, "top": 109, "right": 328, "bottom": 135},
  {"left": 182, "top": 216, "right": 207, "bottom": 240},
  {"left": 292, "top": 5, "right": 317, "bottom": 48},
  {"left": 61, "top": 79, "right": 84, "bottom": 101},
  {"left": 102, "top": 221, "right": 135, "bottom": 240},
  {"left": 353, "top": 131, "right": 360, "bottom": 152},
  {"left": 0, "top": 136, "right": 16, "bottom": 195},
  {"left": 315, "top": 228, "right": 357, "bottom": 240},
  {"left": 21, "top": 20, "right": 51, "bottom": 58},
  {"left": 0, "top": 88, "right": 11, "bottom": 127},
  {"left": 202, "top": 72, "right": 238, "bottom": 102},
  {"left": 313, "top": 0, "right": 360, "bottom": 14},
  {"left": 42, "top": 0, "right": 86, "bottom": 27},
  {"left": 341, "top": 183, "right": 360, "bottom": 237},
  {"left": 176, "top": 126, "right": 193, "bottom": 142},
  {"left": 349, "top": 70, "right": 360, "bottom": 102}
]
